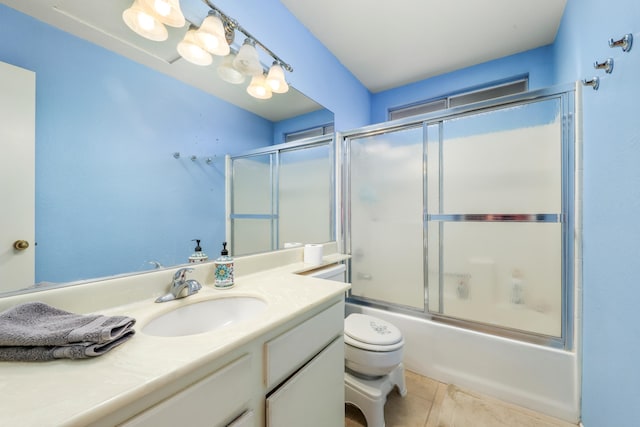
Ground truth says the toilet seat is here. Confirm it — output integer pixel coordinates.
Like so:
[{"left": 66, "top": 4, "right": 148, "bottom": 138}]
[
  {"left": 344, "top": 333, "right": 405, "bottom": 352},
  {"left": 344, "top": 313, "right": 403, "bottom": 350}
]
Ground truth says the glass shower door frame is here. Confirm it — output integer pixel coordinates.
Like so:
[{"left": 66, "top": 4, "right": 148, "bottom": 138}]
[{"left": 342, "top": 84, "right": 577, "bottom": 349}]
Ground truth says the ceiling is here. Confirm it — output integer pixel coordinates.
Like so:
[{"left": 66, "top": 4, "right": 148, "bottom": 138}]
[{"left": 280, "top": 0, "right": 568, "bottom": 93}]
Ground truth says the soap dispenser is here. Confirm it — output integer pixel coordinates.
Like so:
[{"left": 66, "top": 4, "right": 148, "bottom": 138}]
[
  {"left": 189, "top": 239, "right": 209, "bottom": 263},
  {"left": 214, "top": 242, "right": 234, "bottom": 289}
]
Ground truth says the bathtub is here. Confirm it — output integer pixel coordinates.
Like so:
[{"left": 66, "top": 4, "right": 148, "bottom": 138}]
[{"left": 345, "top": 302, "right": 580, "bottom": 423}]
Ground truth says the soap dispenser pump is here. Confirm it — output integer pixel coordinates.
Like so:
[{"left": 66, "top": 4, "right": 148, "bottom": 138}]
[
  {"left": 189, "top": 239, "right": 209, "bottom": 263},
  {"left": 214, "top": 242, "right": 234, "bottom": 289}
]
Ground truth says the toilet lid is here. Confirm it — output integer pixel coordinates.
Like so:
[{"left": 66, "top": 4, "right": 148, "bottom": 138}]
[{"left": 344, "top": 314, "right": 403, "bottom": 346}]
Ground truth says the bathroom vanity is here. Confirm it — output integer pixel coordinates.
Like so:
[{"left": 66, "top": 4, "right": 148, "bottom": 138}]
[{"left": 0, "top": 245, "right": 350, "bottom": 427}]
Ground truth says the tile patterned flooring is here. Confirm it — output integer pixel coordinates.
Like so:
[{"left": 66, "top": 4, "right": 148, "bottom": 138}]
[{"left": 345, "top": 370, "right": 578, "bottom": 427}]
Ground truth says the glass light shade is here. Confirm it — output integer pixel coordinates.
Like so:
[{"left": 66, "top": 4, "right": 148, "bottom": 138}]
[
  {"left": 123, "top": 0, "right": 168, "bottom": 41},
  {"left": 195, "top": 15, "right": 230, "bottom": 56},
  {"left": 247, "top": 74, "right": 272, "bottom": 99},
  {"left": 265, "top": 63, "right": 289, "bottom": 94},
  {"left": 140, "top": 0, "right": 185, "bottom": 27},
  {"left": 217, "top": 54, "right": 246, "bottom": 84},
  {"left": 233, "top": 40, "right": 263, "bottom": 76},
  {"left": 177, "top": 29, "right": 213, "bottom": 66}
]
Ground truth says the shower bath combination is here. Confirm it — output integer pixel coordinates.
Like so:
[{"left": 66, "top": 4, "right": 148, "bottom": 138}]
[{"left": 342, "top": 84, "right": 579, "bottom": 422}]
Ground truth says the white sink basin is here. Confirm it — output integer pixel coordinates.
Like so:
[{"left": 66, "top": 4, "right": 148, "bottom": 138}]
[{"left": 142, "top": 296, "right": 267, "bottom": 337}]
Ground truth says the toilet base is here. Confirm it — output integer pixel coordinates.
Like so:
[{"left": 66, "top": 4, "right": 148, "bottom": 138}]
[{"left": 345, "top": 363, "right": 407, "bottom": 427}]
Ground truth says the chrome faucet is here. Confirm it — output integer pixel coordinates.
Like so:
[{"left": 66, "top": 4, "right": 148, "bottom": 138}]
[{"left": 155, "top": 268, "right": 202, "bottom": 303}]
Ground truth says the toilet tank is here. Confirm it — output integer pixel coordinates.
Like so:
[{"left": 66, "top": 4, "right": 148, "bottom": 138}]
[{"left": 307, "top": 264, "right": 346, "bottom": 282}]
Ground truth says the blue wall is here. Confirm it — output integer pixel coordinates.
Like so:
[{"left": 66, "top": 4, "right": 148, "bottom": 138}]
[
  {"left": 0, "top": 5, "right": 273, "bottom": 283},
  {"left": 370, "top": 45, "right": 555, "bottom": 124},
  {"left": 554, "top": 1, "right": 640, "bottom": 426}
]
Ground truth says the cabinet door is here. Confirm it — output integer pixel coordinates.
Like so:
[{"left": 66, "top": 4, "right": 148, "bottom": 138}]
[
  {"left": 121, "top": 354, "right": 252, "bottom": 427},
  {"left": 266, "top": 337, "right": 344, "bottom": 427}
]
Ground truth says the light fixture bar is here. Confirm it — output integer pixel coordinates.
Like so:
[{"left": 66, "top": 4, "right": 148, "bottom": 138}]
[{"left": 202, "top": 0, "right": 293, "bottom": 73}]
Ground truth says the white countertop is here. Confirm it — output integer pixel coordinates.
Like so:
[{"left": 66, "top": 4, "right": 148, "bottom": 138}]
[{"left": 0, "top": 250, "right": 350, "bottom": 426}]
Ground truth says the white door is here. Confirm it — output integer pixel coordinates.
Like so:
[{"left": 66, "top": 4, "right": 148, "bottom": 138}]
[{"left": 0, "top": 61, "right": 35, "bottom": 292}]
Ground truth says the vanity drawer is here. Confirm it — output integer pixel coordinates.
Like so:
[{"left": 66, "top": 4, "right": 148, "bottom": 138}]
[
  {"left": 264, "top": 300, "right": 343, "bottom": 389},
  {"left": 120, "top": 354, "right": 252, "bottom": 427}
]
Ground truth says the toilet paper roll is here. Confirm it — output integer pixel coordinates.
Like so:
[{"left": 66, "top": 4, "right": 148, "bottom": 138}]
[{"left": 303, "top": 244, "right": 324, "bottom": 266}]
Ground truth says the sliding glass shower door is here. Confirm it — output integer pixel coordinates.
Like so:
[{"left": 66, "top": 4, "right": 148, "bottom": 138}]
[
  {"left": 345, "top": 87, "right": 575, "bottom": 346},
  {"left": 426, "top": 97, "right": 569, "bottom": 338},
  {"left": 347, "top": 126, "right": 425, "bottom": 309}
]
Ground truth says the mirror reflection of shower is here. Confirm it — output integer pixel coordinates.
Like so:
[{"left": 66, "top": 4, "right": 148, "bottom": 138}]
[{"left": 229, "top": 136, "right": 335, "bottom": 256}]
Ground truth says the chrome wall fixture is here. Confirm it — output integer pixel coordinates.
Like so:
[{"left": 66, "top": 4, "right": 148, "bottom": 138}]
[
  {"left": 584, "top": 32, "right": 634, "bottom": 91},
  {"left": 609, "top": 33, "right": 633, "bottom": 52},
  {"left": 593, "top": 58, "right": 614, "bottom": 74},
  {"left": 122, "top": 0, "right": 292, "bottom": 100},
  {"left": 582, "top": 77, "right": 600, "bottom": 91},
  {"left": 172, "top": 152, "right": 215, "bottom": 164}
]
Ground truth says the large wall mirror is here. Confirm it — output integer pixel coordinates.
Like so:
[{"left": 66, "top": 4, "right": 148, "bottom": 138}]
[{"left": 0, "top": 0, "right": 334, "bottom": 295}]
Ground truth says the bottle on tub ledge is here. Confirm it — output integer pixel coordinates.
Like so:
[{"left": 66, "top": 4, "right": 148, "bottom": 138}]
[
  {"left": 510, "top": 268, "right": 525, "bottom": 305},
  {"left": 214, "top": 242, "right": 235, "bottom": 289},
  {"left": 188, "top": 239, "right": 208, "bottom": 263}
]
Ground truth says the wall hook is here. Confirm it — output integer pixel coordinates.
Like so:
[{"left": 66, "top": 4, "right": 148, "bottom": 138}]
[
  {"left": 609, "top": 33, "right": 633, "bottom": 52},
  {"left": 582, "top": 77, "right": 600, "bottom": 91},
  {"left": 173, "top": 152, "right": 180, "bottom": 159},
  {"left": 594, "top": 58, "right": 614, "bottom": 74},
  {"left": 206, "top": 157, "right": 213, "bottom": 164},
  {"left": 190, "top": 155, "right": 197, "bottom": 161}
]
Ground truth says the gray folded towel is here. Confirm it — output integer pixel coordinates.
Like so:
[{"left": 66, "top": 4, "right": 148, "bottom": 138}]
[
  {"left": 0, "top": 330, "right": 135, "bottom": 361},
  {"left": 0, "top": 302, "right": 136, "bottom": 361}
]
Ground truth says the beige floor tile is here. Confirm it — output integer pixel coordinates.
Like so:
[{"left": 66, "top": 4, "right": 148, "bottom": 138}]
[
  {"left": 384, "top": 390, "right": 431, "bottom": 427},
  {"left": 430, "top": 384, "right": 577, "bottom": 427},
  {"left": 424, "top": 383, "right": 448, "bottom": 427},
  {"left": 346, "top": 371, "right": 578, "bottom": 427},
  {"left": 404, "top": 370, "right": 439, "bottom": 402}
]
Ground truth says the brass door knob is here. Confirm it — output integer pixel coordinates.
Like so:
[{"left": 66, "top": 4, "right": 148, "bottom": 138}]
[{"left": 13, "top": 240, "right": 29, "bottom": 251}]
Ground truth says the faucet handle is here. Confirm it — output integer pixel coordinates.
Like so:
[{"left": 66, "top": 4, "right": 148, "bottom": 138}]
[{"left": 173, "top": 267, "right": 194, "bottom": 280}]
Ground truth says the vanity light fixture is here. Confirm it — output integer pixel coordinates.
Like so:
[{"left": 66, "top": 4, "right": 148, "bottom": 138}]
[
  {"left": 217, "top": 54, "right": 246, "bottom": 84},
  {"left": 122, "top": 0, "right": 293, "bottom": 100},
  {"left": 247, "top": 73, "right": 273, "bottom": 99},
  {"left": 194, "top": 12, "right": 231, "bottom": 56},
  {"left": 266, "top": 62, "right": 289, "bottom": 94},
  {"left": 177, "top": 27, "right": 213, "bottom": 66},
  {"left": 233, "top": 39, "right": 263, "bottom": 76},
  {"left": 140, "top": 0, "right": 185, "bottom": 28},
  {"left": 122, "top": 0, "right": 169, "bottom": 41}
]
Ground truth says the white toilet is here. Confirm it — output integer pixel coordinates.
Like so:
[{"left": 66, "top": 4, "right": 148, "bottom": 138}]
[{"left": 308, "top": 264, "right": 407, "bottom": 427}]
